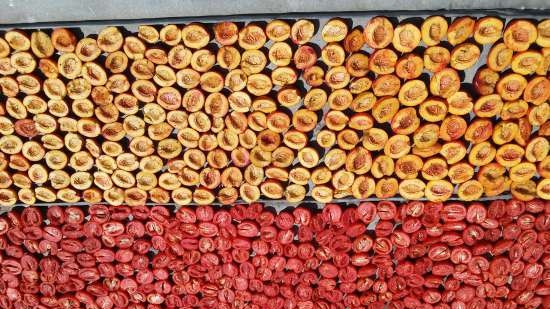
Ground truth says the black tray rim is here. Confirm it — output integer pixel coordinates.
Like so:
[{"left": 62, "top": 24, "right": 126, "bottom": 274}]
[{"left": 0, "top": 8, "right": 549, "bottom": 29}]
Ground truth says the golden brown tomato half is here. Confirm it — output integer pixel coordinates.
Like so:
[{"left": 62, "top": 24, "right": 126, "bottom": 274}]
[
  {"left": 238, "top": 24, "right": 267, "bottom": 50},
  {"left": 430, "top": 68, "right": 461, "bottom": 98},
  {"left": 421, "top": 16, "right": 448, "bottom": 46},
  {"left": 396, "top": 53, "right": 423, "bottom": 80},
  {"left": 487, "top": 42, "right": 513, "bottom": 72},
  {"left": 473, "top": 67, "right": 500, "bottom": 95},
  {"left": 496, "top": 73, "right": 528, "bottom": 101},
  {"left": 51, "top": 28, "right": 77, "bottom": 52},
  {"left": 392, "top": 23, "right": 421, "bottom": 53},
  {"left": 523, "top": 76, "right": 550, "bottom": 105},
  {"left": 266, "top": 20, "right": 291, "bottom": 42},
  {"left": 294, "top": 45, "right": 317, "bottom": 70},
  {"left": 322, "top": 19, "right": 348, "bottom": 42},
  {"left": 214, "top": 21, "right": 239, "bottom": 45},
  {"left": 511, "top": 50, "right": 543, "bottom": 75},
  {"left": 291, "top": 19, "right": 315, "bottom": 45},
  {"left": 503, "top": 19, "right": 538, "bottom": 52},
  {"left": 447, "top": 17, "right": 475, "bottom": 46},
  {"left": 344, "top": 27, "right": 365, "bottom": 52},
  {"left": 424, "top": 46, "right": 451, "bottom": 73},
  {"left": 398, "top": 79, "right": 428, "bottom": 106},
  {"left": 473, "top": 17, "right": 504, "bottom": 44},
  {"left": 450, "top": 43, "right": 481, "bottom": 70},
  {"left": 369, "top": 49, "right": 398, "bottom": 75},
  {"left": 364, "top": 16, "right": 394, "bottom": 49},
  {"left": 345, "top": 53, "right": 370, "bottom": 77},
  {"left": 537, "top": 19, "right": 550, "bottom": 47}
]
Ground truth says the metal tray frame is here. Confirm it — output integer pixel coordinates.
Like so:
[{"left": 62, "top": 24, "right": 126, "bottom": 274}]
[
  {"left": 0, "top": 9, "right": 546, "bottom": 212},
  {"left": 0, "top": 9, "right": 548, "bottom": 29}
]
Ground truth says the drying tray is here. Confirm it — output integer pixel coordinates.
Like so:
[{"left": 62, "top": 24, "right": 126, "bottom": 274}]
[{"left": 0, "top": 9, "right": 546, "bottom": 212}]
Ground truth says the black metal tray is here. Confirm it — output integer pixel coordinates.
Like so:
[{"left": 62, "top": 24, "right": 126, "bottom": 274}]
[{"left": 0, "top": 9, "right": 546, "bottom": 211}]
